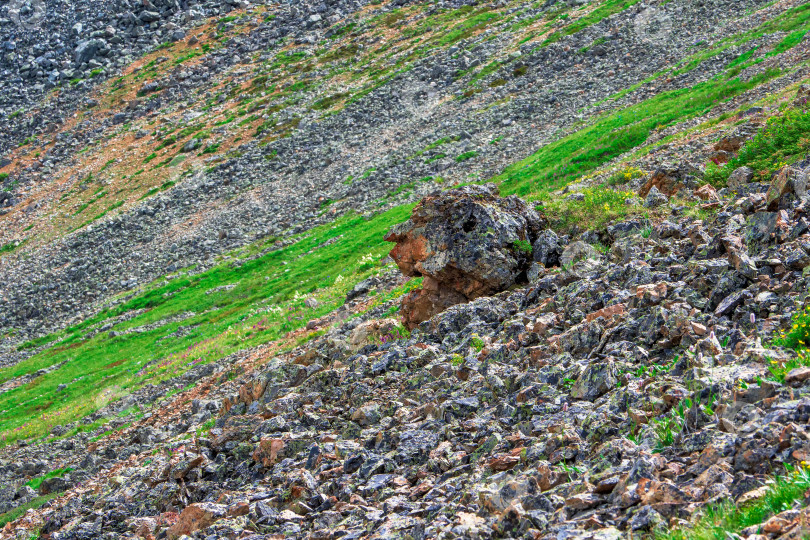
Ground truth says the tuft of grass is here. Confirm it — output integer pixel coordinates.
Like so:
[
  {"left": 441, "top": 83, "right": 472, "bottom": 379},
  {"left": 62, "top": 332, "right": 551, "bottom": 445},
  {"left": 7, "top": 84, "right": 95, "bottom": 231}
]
[
  {"left": 776, "top": 305, "right": 810, "bottom": 351},
  {"left": 540, "top": 185, "right": 641, "bottom": 231},
  {"left": 0, "top": 240, "right": 26, "bottom": 256},
  {"left": 768, "top": 29, "right": 808, "bottom": 58},
  {"left": 25, "top": 467, "right": 73, "bottom": 491},
  {"left": 768, "top": 306, "right": 810, "bottom": 383},
  {"left": 512, "top": 239, "right": 533, "bottom": 255},
  {"left": 435, "top": 11, "right": 500, "bottom": 47},
  {"left": 542, "top": 0, "right": 641, "bottom": 46},
  {"left": 607, "top": 166, "right": 645, "bottom": 186},
  {"left": 311, "top": 92, "right": 350, "bottom": 111}
]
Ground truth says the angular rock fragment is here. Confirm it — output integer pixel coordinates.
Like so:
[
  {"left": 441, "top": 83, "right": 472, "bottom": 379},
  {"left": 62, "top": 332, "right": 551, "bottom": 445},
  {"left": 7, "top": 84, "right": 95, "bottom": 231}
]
[{"left": 385, "top": 184, "right": 545, "bottom": 328}]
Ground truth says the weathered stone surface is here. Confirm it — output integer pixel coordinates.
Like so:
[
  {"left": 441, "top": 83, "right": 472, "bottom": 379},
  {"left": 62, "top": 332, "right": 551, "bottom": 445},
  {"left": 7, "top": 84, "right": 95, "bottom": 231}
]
[
  {"left": 386, "top": 184, "right": 545, "bottom": 327},
  {"left": 532, "top": 229, "right": 563, "bottom": 268},
  {"left": 766, "top": 166, "right": 798, "bottom": 209},
  {"left": 728, "top": 166, "right": 755, "bottom": 189},
  {"left": 645, "top": 185, "right": 669, "bottom": 208},
  {"left": 639, "top": 166, "right": 685, "bottom": 198},
  {"left": 167, "top": 503, "right": 227, "bottom": 539},
  {"left": 571, "top": 359, "right": 616, "bottom": 400},
  {"left": 560, "top": 241, "right": 600, "bottom": 268},
  {"left": 252, "top": 438, "right": 285, "bottom": 468}
]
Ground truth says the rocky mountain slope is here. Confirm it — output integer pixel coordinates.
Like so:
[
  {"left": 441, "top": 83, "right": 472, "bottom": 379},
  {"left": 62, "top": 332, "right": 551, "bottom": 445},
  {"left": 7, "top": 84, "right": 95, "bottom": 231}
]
[{"left": 0, "top": 0, "right": 809, "bottom": 538}]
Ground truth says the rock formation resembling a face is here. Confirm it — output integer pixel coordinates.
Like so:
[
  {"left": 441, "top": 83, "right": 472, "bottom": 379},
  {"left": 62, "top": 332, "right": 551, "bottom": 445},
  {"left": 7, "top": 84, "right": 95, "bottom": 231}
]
[{"left": 385, "top": 183, "right": 547, "bottom": 328}]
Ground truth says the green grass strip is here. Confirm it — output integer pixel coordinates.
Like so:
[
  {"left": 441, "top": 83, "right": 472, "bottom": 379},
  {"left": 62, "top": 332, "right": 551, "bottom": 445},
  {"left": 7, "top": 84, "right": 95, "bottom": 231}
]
[
  {"left": 0, "top": 493, "right": 60, "bottom": 527},
  {"left": 542, "top": 0, "right": 642, "bottom": 46},
  {"left": 0, "top": 204, "right": 414, "bottom": 446},
  {"left": 496, "top": 66, "right": 783, "bottom": 199}
]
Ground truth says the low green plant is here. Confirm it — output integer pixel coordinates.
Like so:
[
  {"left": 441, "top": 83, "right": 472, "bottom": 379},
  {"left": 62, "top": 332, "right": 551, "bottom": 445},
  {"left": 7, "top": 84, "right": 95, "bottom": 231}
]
[
  {"left": 768, "top": 306, "right": 810, "bottom": 382},
  {"left": 455, "top": 151, "right": 478, "bottom": 162},
  {"left": 512, "top": 239, "right": 533, "bottom": 255},
  {"left": 0, "top": 240, "right": 26, "bottom": 256},
  {"left": 541, "top": 185, "right": 640, "bottom": 231},
  {"left": 607, "top": 166, "right": 645, "bottom": 186},
  {"left": 25, "top": 467, "right": 73, "bottom": 491},
  {"left": 652, "top": 416, "right": 680, "bottom": 450},
  {"left": 196, "top": 419, "right": 216, "bottom": 437}
]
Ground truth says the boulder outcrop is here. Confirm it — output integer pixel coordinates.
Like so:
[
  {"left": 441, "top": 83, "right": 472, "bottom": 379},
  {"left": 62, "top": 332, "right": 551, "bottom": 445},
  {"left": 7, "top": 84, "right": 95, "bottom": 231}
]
[{"left": 385, "top": 184, "right": 546, "bottom": 328}]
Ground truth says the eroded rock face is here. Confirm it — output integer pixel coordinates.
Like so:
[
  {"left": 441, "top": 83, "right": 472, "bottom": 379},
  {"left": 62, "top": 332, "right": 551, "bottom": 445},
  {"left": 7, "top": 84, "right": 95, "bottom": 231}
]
[{"left": 385, "top": 184, "right": 546, "bottom": 328}]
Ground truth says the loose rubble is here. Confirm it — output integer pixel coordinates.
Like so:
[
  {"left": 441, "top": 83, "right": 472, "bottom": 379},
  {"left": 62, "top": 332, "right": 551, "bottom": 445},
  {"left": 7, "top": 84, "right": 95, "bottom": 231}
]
[
  {"left": 0, "top": 0, "right": 809, "bottom": 538},
  {"left": 2, "top": 168, "right": 809, "bottom": 538}
]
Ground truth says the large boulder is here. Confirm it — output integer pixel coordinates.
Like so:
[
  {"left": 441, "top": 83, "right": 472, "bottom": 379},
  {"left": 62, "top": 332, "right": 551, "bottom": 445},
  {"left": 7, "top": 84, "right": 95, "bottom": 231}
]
[
  {"left": 638, "top": 163, "right": 701, "bottom": 198},
  {"left": 74, "top": 38, "right": 108, "bottom": 65},
  {"left": 385, "top": 184, "right": 545, "bottom": 328}
]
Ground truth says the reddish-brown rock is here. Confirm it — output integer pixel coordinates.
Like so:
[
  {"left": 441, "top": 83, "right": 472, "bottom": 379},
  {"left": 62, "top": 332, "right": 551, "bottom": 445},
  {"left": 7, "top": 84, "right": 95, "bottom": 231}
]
[
  {"left": 252, "top": 437, "right": 286, "bottom": 467},
  {"left": 385, "top": 184, "right": 546, "bottom": 328},
  {"left": 167, "top": 502, "right": 227, "bottom": 539},
  {"left": 639, "top": 166, "right": 685, "bottom": 198}
]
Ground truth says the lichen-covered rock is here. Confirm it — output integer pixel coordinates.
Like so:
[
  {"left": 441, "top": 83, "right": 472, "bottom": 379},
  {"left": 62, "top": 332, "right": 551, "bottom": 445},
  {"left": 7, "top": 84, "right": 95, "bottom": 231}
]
[
  {"left": 728, "top": 166, "right": 755, "bottom": 189},
  {"left": 571, "top": 359, "right": 616, "bottom": 400},
  {"left": 639, "top": 165, "right": 689, "bottom": 198},
  {"left": 560, "top": 241, "right": 600, "bottom": 268},
  {"left": 645, "top": 185, "right": 669, "bottom": 208},
  {"left": 385, "top": 184, "right": 546, "bottom": 327},
  {"left": 167, "top": 502, "right": 227, "bottom": 539},
  {"left": 533, "top": 229, "right": 563, "bottom": 267}
]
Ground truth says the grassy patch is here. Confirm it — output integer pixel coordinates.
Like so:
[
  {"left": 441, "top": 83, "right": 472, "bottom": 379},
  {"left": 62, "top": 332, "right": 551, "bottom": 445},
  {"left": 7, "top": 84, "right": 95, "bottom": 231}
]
[
  {"left": 436, "top": 11, "right": 500, "bottom": 46},
  {"left": 0, "top": 240, "right": 26, "bottom": 257},
  {"left": 312, "top": 92, "right": 350, "bottom": 111},
  {"left": 543, "top": 0, "right": 641, "bottom": 46},
  {"left": 26, "top": 467, "right": 73, "bottom": 491},
  {"left": 540, "top": 184, "right": 642, "bottom": 231},
  {"left": 456, "top": 151, "right": 478, "bottom": 162},
  {"left": 767, "top": 29, "right": 808, "bottom": 58},
  {"left": 768, "top": 305, "right": 810, "bottom": 383},
  {"left": 672, "top": 3, "right": 810, "bottom": 76},
  {"left": 496, "top": 66, "right": 784, "bottom": 199},
  {"left": 658, "top": 465, "right": 810, "bottom": 540},
  {"left": 706, "top": 107, "right": 810, "bottom": 185},
  {"left": 607, "top": 166, "right": 646, "bottom": 186},
  {"left": 0, "top": 493, "right": 60, "bottom": 527},
  {"left": 0, "top": 205, "right": 414, "bottom": 446}
]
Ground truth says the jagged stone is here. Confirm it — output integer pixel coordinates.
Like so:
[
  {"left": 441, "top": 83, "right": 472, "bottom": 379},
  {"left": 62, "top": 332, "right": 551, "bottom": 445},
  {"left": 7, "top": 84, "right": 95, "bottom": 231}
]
[{"left": 385, "top": 184, "right": 545, "bottom": 327}]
